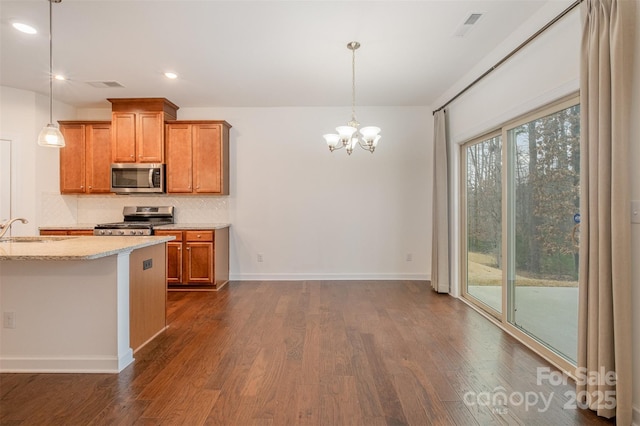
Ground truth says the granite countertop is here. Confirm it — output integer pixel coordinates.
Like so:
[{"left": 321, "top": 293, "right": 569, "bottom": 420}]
[
  {"left": 39, "top": 223, "right": 97, "bottom": 230},
  {"left": 38, "top": 223, "right": 231, "bottom": 231},
  {"left": 0, "top": 236, "right": 174, "bottom": 261},
  {"left": 154, "top": 223, "right": 230, "bottom": 230}
]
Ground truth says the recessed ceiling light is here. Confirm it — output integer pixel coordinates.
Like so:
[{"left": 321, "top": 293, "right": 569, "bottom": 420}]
[
  {"left": 54, "top": 75, "right": 66, "bottom": 81},
  {"left": 164, "top": 72, "right": 178, "bottom": 79},
  {"left": 12, "top": 22, "right": 37, "bottom": 35}
]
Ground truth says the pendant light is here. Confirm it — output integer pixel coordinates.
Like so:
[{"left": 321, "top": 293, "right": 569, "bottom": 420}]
[
  {"left": 323, "top": 42, "right": 381, "bottom": 155},
  {"left": 37, "top": 0, "right": 65, "bottom": 148}
]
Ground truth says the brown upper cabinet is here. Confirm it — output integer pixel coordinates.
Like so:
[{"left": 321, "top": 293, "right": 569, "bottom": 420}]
[
  {"left": 58, "top": 121, "right": 112, "bottom": 194},
  {"left": 165, "top": 121, "right": 231, "bottom": 195},
  {"left": 108, "top": 98, "right": 178, "bottom": 163}
]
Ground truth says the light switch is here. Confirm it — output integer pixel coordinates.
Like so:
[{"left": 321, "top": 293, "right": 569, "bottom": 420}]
[{"left": 632, "top": 200, "right": 640, "bottom": 224}]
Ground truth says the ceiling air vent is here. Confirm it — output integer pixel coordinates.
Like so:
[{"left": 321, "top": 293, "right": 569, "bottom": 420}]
[
  {"left": 85, "top": 81, "right": 125, "bottom": 88},
  {"left": 454, "top": 12, "right": 484, "bottom": 38}
]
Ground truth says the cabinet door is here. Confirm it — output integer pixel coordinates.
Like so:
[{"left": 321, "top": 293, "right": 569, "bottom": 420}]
[
  {"left": 166, "top": 241, "right": 183, "bottom": 284},
  {"left": 185, "top": 242, "right": 213, "bottom": 284},
  {"left": 86, "top": 124, "right": 111, "bottom": 193},
  {"left": 193, "top": 124, "right": 222, "bottom": 193},
  {"left": 59, "top": 124, "right": 86, "bottom": 193},
  {"left": 155, "top": 230, "right": 184, "bottom": 284},
  {"left": 111, "top": 112, "right": 136, "bottom": 162},
  {"left": 166, "top": 123, "right": 193, "bottom": 193},
  {"left": 137, "top": 112, "right": 164, "bottom": 163}
]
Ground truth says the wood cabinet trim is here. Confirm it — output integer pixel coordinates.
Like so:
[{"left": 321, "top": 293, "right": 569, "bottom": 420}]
[
  {"left": 165, "top": 120, "right": 231, "bottom": 128},
  {"left": 108, "top": 98, "right": 179, "bottom": 119}
]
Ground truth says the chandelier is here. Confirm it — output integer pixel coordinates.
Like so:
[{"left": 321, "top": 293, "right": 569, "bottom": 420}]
[
  {"left": 323, "top": 42, "right": 380, "bottom": 155},
  {"left": 37, "top": 0, "right": 65, "bottom": 148}
]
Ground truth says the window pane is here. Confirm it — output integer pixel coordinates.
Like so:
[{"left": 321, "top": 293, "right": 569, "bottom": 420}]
[
  {"left": 507, "top": 104, "right": 580, "bottom": 362},
  {"left": 466, "top": 135, "right": 502, "bottom": 313}
]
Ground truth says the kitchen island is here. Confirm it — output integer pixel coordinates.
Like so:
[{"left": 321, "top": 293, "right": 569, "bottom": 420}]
[{"left": 0, "top": 235, "right": 173, "bottom": 373}]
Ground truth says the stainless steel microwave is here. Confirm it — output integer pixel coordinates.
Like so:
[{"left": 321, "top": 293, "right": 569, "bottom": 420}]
[{"left": 110, "top": 163, "right": 165, "bottom": 193}]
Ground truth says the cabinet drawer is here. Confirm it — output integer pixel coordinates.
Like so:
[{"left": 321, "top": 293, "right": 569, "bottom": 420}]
[
  {"left": 154, "top": 230, "right": 183, "bottom": 241},
  {"left": 40, "top": 230, "right": 69, "bottom": 236},
  {"left": 185, "top": 231, "right": 213, "bottom": 242}
]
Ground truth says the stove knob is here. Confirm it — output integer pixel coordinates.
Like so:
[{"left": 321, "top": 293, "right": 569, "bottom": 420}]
[
  {"left": 99, "top": 230, "right": 105, "bottom": 235},
  {"left": 118, "top": 230, "right": 125, "bottom": 235},
  {"left": 107, "top": 230, "right": 113, "bottom": 235},
  {"left": 137, "top": 230, "right": 144, "bottom": 235}
]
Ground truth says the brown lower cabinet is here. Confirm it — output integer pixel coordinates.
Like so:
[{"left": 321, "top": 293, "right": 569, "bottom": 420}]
[
  {"left": 40, "top": 230, "right": 94, "bottom": 236},
  {"left": 40, "top": 228, "right": 229, "bottom": 290},
  {"left": 154, "top": 228, "right": 229, "bottom": 290}
]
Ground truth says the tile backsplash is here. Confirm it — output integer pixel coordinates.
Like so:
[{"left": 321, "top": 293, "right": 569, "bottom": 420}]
[{"left": 41, "top": 193, "right": 229, "bottom": 225}]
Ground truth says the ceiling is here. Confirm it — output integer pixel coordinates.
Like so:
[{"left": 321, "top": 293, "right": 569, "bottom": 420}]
[{"left": 0, "top": 0, "right": 563, "bottom": 109}]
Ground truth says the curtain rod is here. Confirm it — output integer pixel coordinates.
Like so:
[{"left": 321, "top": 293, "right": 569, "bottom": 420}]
[{"left": 432, "top": 0, "right": 583, "bottom": 115}]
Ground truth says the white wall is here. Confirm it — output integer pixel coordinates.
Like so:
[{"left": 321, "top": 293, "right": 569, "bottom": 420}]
[
  {"left": 434, "top": 2, "right": 640, "bottom": 421},
  {"left": 178, "top": 106, "right": 432, "bottom": 280},
  {"left": 0, "top": 86, "right": 74, "bottom": 236},
  {"left": 0, "top": 91, "right": 433, "bottom": 281}
]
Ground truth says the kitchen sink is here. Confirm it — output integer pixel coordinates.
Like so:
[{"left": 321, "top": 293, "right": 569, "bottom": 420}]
[{"left": 0, "top": 236, "right": 76, "bottom": 243}]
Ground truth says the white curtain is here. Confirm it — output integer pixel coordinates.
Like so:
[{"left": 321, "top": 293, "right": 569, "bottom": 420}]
[
  {"left": 431, "top": 110, "right": 449, "bottom": 293},
  {"left": 577, "top": 0, "right": 635, "bottom": 423}
]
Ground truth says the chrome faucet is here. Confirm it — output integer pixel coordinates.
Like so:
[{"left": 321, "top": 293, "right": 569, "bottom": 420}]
[{"left": 0, "top": 218, "right": 28, "bottom": 239}]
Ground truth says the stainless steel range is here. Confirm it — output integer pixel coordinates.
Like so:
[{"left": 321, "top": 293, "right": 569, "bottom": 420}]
[{"left": 94, "top": 206, "right": 174, "bottom": 236}]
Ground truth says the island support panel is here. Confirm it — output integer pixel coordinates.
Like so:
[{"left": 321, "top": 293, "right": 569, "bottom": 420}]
[{"left": 0, "top": 254, "right": 134, "bottom": 373}]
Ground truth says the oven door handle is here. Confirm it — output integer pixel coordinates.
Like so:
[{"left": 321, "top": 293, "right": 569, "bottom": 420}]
[{"left": 148, "top": 169, "right": 154, "bottom": 188}]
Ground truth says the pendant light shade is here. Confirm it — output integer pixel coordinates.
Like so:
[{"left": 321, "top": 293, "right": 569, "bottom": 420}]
[
  {"left": 38, "top": 0, "right": 65, "bottom": 148},
  {"left": 37, "top": 124, "right": 65, "bottom": 147}
]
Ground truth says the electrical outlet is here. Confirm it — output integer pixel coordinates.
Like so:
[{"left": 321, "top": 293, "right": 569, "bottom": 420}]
[
  {"left": 3, "top": 312, "right": 16, "bottom": 329},
  {"left": 406, "top": 253, "right": 413, "bottom": 262},
  {"left": 257, "top": 253, "right": 264, "bottom": 263}
]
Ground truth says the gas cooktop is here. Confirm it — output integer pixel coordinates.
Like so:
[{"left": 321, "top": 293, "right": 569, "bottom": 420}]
[{"left": 93, "top": 206, "right": 174, "bottom": 236}]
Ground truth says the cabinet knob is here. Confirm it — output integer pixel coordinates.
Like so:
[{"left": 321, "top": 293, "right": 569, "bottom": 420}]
[
  {"left": 177, "top": 247, "right": 181, "bottom": 251},
  {"left": 186, "top": 247, "right": 190, "bottom": 251},
  {"left": 80, "top": 185, "right": 84, "bottom": 189},
  {"left": 88, "top": 186, "right": 92, "bottom": 189},
  {"left": 197, "top": 234, "right": 201, "bottom": 238}
]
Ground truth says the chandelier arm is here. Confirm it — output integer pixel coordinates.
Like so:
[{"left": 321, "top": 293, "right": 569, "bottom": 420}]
[
  {"left": 330, "top": 143, "right": 346, "bottom": 152},
  {"left": 355, "top": 138, "right": 374, "bottom": 151}
]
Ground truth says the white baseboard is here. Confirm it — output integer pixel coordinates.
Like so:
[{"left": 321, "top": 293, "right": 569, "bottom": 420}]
[
  {"left": 0, "top": 351, "right": 133, "bottom": 373},
  {"left": 228, "top": 272, "right": 430, "bottom": 281}
]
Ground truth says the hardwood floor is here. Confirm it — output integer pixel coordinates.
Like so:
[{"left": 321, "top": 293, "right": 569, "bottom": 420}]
[{"left": 1, "top": 281, "right": 615, "bottom": 425}]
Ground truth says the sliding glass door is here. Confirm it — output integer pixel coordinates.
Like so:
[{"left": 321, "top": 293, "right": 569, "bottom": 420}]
[
  {"left": 506, "top": 102, "right": 580, "bottom": 363},
  {"left": 464, "top": 134, "right": 503, "bottom": 315},
  {"left": 462, "top": 97, "right": 580, "bottom": 365}
]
